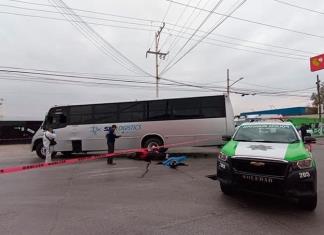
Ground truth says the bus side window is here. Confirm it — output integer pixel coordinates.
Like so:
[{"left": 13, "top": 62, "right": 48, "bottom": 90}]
[
  {"left": 200, "top": 96, "right": 226, "bottom": 118},
  {"left": 169, "top": 98, "right": 201, "bottom": 119},
  {"left": 119, "top": 102, "right": 146, "bottom": 122},
  {"left": 69, "top": 105, "right": 93, "bottom": 125},
  {"left": 148, "top": 100, "right": 169, "bottom": 121}
]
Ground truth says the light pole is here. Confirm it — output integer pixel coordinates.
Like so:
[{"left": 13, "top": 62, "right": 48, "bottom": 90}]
[
  {"left": 228, "top": 76, "right": 244, "bottom": 95},
  {"left": 226, "top": 69, "right": 244, "bottom": 95}
]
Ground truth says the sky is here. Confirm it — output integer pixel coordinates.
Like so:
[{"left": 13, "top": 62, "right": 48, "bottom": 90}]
[{"left": 0, "top": 0, "right": 324, "bottom": 120}]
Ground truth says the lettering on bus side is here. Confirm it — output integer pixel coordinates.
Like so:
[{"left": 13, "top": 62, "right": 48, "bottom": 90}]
[
  {"left": 118, "top": 124, "right": 142, "bottom": 134},
  {"left": 103, "top": 124, "right": 142, "bottom": 134}
]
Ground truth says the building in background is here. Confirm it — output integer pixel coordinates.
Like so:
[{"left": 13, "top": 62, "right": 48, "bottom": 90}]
[
  {"left": 240, "top": 107, "right": 317, "bottom": 117},
  {"left": 238, "top": 106, "right": 323, "bottom": 136}
]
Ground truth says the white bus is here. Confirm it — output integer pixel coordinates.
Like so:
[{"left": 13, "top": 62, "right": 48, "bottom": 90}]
[{"left": 31, "top": 95, "right": 235, "bottom": 159}]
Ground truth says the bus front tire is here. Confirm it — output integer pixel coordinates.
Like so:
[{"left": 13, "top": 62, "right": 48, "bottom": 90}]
[
  {"left": 143, "top": 137, "right": 164, "bottom": 150},
  {"left": 35, "top": 142, "right": 46, "bottom": 159}
]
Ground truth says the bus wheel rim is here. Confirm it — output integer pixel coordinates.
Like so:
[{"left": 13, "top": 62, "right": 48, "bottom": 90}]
[
  {"left": 147, "top": 142, "right": 159, "bottom": 150},
  {"left": 41, "top": 146, "right": 46, "bottom": 156}
]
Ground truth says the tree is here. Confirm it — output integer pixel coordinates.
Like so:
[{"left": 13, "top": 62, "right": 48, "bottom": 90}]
[{"left": 311, "top": 85, "right": 324, "bottom": 107}]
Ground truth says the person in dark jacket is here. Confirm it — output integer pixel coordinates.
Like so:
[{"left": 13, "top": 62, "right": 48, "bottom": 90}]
[
  {"left": 300, "top": 123, "right": 308, "bottom": 142},
  {"left": 106, "top": 125, "right": 120, "bottom": 165}
]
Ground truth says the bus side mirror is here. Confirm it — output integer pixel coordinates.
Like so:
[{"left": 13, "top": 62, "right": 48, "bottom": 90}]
[
  {"left": 222, "top": 135, "right": 232, "bottom": 141},
  {"left": 304, "top": 136, "right": 316, "bottom": 144}
]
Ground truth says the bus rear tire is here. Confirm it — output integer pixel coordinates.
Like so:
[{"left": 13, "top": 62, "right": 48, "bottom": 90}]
[
  {"left": 35, "top": 142, "right": 46, "bottom": 159},
  {"left": 143, "top": 137, "right": 164, "bottom": 150}
]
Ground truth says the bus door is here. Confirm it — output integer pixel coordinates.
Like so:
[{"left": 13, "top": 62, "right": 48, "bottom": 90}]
[{"left": 45, "top": 107, "right": 69, "bottom": 151}]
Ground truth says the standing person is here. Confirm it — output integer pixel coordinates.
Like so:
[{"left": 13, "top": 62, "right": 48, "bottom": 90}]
[
  {"left": 300, "top": 123, "right": 308, "bottom": 142},
  {"left": 43, "top": 127, "right": 56, "bottom": 163},
  {"left": 106, "top": 125, "right": 120, "bottom": 165}
]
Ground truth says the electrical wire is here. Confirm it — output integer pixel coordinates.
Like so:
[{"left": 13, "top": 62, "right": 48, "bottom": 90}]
[
  {"left": 161, "top": 0, "right": 226, "bottom": 74},
  {"left": 0, "top": 74, "right": 219, "bottom": 93},
  {"left": 161, "top": 0, "right": 204, "bottom": 57},
  {"left": 49, "top": 0, "right": 153, "bottom": 77},
  {"left": 0, "top": 65, "right": 150, "bottom": 78},
  {"left": 0, "top": 5, "right": 313, "bottom": 60},
  {"left": 161, "top": 0, "right": 247, "bottom": 74},
  {"left": 6, "top": 0, "right": 162, "bottom": 23},
  {"left": 2, "top": 0, "right": 318, "bottom": 56},
  {"left": 166, "top": 0, "right": 324, "bottom": 39},
  {"left": 0, "top": 71, "right": 314, "bottom": 98},
  {"left": 0, "top": 3, "right": 161, "bottom": 28},
  {"left": 179, "top": 33, "right": 307, "bottom": 60},
  {"left": 271, "top": 0, "right": 324, "bottom": 15},
  {"left": 0, "top": 66, "right": 315, "bottom": 97},
  {"left": 0, "top": 10, "right": 156, "bottom": 32},
  {"left": 165, "top": 27, "right": 309, "bottom": 58},
  {"left": 0, "top": 68, "right": 208, "bottom": 87}
]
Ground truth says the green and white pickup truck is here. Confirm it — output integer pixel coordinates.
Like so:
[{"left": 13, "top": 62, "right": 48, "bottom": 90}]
[{"left": 217, "top": 122, "right": 317, "bottom": 210}]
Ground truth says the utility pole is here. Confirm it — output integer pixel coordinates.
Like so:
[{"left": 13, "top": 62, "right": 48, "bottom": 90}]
[
  {"left": 227, "top": 69, "right": 230, "bottom": 95},
  {"left": 316, "top": 75, "right": 322, "bottom": 125},
  {"left": 146, "top": 23, "right": 169, "bottom": 98}
]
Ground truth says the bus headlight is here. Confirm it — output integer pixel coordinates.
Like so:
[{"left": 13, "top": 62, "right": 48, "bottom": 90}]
[
  {"left": 292, "top": 158, "right": 313, "bottom": 170},
  {"left": 218, "top": 153, "right": 228, "bottom": 162}
]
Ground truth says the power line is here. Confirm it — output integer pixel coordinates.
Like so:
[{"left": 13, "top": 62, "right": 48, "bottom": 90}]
[
  {"left": 49, "top": 0, "right": 142, "bottom": 75},
  {"left": 0, "top": 5, "right": 314, "bottom": 60},
  {"left": 173, "top": 31, "right": 307, "bottom": 61},
  {"left": 0, "top": 65, "right": 150, "bottom": 78},
  {"left": 165, "top": 27, "right": 309, "bottom": 58},
  {"left": 0, "top": 68, "right": 193, "bottom": 87},
  {"left": 161, "top": 0, "right": 225, "bottom": 74},
  {"left": 3, "top": 0, "right": 319, "bottom": 56},
  {"left": 6, "top": 0, "right": 162, "bottom": 23},
  {"left": 50, "top": 0, "right": 153, "bottom": 77},
  {"left": 0, "top": 74, "right": 220, "bottom": 93},
  {"left": 7, "top": 0, "right": 315, "bottom": 55},
  {"left": 166, "top": 0, "right": 324, "bottom": 39},
  {"left": 0, "top": 10, "right": 156, "bottom": 32},
  {"left": 0, "top": 3, "right": 161, "bottom": 28},
  {"left": 161, "top": 0, "right": 248, "bottom": 74},
  {"left": 0, "top": 69, "right": 314, "bottom": 97},
  {"left": 161, "top": 0, "right": 205, "bottom": 57},
  {"left": 0, "top": 66, "right": 315, "bottom": 95},
  {"left": 271, "top": 0, "right": 324, "bottom": 15}
]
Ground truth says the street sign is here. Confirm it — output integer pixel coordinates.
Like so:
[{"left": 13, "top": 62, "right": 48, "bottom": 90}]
[{"left": 310, "top": 54, "right": 324, "bottom": 72}]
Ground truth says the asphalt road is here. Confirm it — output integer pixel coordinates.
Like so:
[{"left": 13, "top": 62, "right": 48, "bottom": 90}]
[{"left": 0, "top": 144, "right": 323, "bottom": 235}]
